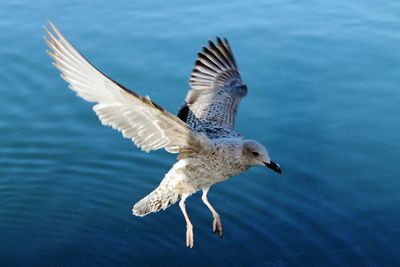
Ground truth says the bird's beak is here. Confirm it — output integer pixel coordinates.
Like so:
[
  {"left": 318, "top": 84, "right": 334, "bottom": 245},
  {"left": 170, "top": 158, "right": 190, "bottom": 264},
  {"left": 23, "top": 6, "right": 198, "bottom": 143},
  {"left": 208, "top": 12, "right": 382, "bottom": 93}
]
[{"left": 264, "top": 161, "right": 282, "bottom": 174}]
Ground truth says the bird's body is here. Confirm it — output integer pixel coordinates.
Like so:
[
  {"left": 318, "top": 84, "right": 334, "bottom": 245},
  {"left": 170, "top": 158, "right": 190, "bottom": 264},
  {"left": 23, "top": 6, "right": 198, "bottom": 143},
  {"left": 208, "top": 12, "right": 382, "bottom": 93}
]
[
  {"left": 45, "top": 22, "right": 282, "bottom": 248},
  {"left": 135, "top": 138, "right": 250, "bottom": 210},
  {"left": 167, "top": 139, "right": 247, "bottom": 193}
]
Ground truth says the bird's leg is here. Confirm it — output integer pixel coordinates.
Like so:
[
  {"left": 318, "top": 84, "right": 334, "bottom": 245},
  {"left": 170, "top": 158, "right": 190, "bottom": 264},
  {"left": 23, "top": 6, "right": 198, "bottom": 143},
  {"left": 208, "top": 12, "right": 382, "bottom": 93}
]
[
  {"left": 201, "top": 188, "right": 223, "bottom": 238},
  {"left": 179, "top": 194, "right": 194, "bottom": 248}
]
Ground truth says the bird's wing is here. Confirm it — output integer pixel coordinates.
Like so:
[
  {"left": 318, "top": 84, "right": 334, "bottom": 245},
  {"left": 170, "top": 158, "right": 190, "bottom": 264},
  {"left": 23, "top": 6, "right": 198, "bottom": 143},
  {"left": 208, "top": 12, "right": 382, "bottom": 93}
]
[
  {"left": 177, "top": 38, "right": 247, "bottom": 137},
  {"left": 44, "top": 22, "right": 212, "bottom": 154}
]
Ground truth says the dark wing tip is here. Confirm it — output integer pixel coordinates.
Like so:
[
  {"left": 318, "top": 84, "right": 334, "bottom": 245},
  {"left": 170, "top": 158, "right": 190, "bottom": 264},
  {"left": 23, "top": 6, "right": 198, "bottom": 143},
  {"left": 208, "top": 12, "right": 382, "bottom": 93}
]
[
  {"left": 189, "top": 37, "right": 242, "bottom": 90},
  {"left": 216, "top": 36, "right": 224, "bottom": 47}
]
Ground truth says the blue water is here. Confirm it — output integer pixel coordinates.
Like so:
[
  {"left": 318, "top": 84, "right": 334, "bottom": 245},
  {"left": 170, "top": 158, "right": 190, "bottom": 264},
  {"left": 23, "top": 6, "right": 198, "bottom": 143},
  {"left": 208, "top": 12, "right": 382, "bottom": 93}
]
[{"left": 1, "top": 0, "right": 400, "bottom": 266}]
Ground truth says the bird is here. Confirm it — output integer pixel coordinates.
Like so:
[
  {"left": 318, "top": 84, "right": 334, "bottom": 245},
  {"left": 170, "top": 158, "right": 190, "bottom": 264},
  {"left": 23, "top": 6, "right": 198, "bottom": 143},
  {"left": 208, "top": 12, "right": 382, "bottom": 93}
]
[{"left": 44, "top": 21, "right": 282, "bottom": 248}]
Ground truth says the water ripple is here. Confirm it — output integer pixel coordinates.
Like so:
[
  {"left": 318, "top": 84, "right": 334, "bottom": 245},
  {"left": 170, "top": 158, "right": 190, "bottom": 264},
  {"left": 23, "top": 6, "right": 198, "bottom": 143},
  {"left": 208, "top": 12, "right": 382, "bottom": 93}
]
[{"left": 1, "top": 0, "right": 400, "bottom": 265}]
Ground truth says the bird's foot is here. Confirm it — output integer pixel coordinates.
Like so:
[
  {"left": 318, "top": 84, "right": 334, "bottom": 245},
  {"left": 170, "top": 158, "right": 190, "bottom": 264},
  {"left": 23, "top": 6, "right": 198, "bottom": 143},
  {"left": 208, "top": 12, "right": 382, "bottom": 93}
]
[
  {"left": 213, "top": 215, "right": 223, "bottom": 238},
  {"left": 186, "top": 224, "right": 194, "bottom": 248}
]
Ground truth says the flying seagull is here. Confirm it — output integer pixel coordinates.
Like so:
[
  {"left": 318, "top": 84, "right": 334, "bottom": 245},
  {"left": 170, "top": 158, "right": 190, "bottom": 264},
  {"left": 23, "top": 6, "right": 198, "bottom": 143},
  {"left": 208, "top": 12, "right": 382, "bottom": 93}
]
[{"left": 44, "top": 22, "right": 282, "bottom": 248}]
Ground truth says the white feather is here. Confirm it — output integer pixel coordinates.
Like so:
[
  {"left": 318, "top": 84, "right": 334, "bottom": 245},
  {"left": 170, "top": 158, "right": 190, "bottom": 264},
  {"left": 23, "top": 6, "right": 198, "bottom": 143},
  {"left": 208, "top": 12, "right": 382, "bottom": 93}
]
[{"left": 44, "top": 22, "right": 212, "bottom": 154}]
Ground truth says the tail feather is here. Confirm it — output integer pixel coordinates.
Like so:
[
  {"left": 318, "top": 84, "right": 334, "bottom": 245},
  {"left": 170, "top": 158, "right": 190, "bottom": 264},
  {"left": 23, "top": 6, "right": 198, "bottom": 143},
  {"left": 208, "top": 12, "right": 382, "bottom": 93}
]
[{"left": 132, "top": 186, "right": 179, "bottom": 217}]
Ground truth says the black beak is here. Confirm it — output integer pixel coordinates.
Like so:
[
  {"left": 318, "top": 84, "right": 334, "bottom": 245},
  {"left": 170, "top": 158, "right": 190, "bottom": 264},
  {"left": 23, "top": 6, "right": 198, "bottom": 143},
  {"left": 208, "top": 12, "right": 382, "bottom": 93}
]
[{"left": 264, "top": 161, "right": 282, "bottom": 174}]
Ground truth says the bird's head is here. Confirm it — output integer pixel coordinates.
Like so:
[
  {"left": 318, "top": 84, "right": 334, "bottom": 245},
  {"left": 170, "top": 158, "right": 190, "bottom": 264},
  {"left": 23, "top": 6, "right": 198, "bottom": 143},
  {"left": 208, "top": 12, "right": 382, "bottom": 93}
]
[{"left": 242, "top": 140, "right": 282, "bottom": 174}]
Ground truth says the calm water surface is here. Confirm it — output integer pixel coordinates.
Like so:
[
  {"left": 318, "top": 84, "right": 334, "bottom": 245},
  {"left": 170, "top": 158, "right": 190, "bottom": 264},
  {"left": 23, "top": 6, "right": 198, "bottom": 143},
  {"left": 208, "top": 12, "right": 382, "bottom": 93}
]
[{"left": 1, "top": 0, "right": 400, "bottom": 266}]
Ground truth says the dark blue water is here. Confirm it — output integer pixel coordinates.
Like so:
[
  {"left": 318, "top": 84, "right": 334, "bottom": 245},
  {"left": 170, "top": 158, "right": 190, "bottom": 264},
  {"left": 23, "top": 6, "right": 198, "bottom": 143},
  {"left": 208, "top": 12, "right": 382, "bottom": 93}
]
[{"left": 1, "top": 0, "right": 400, "bottom": 266}]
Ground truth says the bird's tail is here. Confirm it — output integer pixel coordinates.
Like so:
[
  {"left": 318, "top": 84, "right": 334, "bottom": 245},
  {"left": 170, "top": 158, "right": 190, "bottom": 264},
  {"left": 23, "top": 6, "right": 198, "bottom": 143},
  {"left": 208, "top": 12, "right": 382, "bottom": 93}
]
[{"left": 132, "top": 185, "right": 179, "bottom": 217}]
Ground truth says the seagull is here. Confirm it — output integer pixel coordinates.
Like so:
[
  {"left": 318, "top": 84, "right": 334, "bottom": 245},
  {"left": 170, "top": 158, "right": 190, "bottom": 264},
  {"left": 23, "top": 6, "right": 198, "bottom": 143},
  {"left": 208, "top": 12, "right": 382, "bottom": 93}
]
[{"left": 44, "top": 22, "right": 282, "bottom": 248}]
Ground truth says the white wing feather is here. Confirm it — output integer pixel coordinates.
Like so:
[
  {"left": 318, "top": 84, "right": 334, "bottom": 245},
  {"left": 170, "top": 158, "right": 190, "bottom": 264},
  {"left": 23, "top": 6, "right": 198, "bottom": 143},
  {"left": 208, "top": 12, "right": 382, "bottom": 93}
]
[{"left": 44, "top": 22, "right": 211, "bottom": 154}]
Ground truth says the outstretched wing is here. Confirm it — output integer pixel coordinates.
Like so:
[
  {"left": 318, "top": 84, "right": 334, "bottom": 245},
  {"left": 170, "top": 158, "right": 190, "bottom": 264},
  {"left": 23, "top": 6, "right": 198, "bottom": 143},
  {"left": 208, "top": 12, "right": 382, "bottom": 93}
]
[
  {"left": 44, "top": 22, "right": 211, "bottom": 154},
  {"left": 178, "top": 38, "right": 247, "bottom": 138}
]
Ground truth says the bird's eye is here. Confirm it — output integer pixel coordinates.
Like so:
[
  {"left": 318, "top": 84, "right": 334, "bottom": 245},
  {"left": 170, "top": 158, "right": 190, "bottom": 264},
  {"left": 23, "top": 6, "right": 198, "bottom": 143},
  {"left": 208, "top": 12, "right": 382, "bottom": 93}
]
[{"left": 252, "top": 152, "right": 259, "bottom": 157}]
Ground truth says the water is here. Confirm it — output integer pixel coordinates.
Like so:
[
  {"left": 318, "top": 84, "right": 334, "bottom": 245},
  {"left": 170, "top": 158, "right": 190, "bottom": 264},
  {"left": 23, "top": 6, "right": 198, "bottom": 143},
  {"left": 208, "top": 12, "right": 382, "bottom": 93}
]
[{"left": 1, "top": 0, "right": 400, "bottom": 266}]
